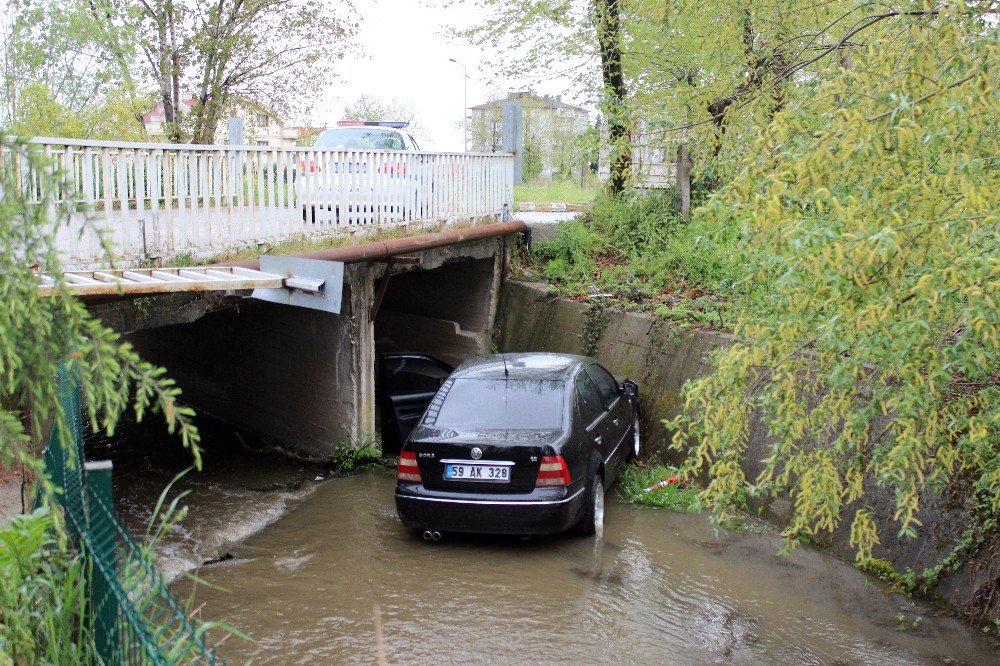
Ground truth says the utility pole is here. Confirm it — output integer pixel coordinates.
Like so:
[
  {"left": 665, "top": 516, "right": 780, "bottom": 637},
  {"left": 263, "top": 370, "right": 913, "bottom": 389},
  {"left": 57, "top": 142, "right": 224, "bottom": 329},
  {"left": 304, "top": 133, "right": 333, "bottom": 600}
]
[{"left": 448, "top": 58, "right": 468, "bottom": 151}]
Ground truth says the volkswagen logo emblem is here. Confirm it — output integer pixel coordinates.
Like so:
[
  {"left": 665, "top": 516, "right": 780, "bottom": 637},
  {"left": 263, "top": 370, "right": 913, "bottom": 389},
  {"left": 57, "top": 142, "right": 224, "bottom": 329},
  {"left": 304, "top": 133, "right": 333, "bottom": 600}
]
[{"left": 470, "top": 447, "right": 483, "bottom": 460}]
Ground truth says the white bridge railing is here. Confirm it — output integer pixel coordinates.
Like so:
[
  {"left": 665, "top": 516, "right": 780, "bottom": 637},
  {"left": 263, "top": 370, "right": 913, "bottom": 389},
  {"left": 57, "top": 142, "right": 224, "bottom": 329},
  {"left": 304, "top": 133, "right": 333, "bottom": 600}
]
[{"left": 18, "top": 137, "right": 514, "bottom": 268}]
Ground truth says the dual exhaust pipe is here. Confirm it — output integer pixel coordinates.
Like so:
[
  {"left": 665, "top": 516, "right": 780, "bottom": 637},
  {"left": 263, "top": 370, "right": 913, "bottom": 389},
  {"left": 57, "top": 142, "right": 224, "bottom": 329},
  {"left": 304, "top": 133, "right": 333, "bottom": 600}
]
[{"left": 422, "top": 530, "right": 442, "bottom": 542}]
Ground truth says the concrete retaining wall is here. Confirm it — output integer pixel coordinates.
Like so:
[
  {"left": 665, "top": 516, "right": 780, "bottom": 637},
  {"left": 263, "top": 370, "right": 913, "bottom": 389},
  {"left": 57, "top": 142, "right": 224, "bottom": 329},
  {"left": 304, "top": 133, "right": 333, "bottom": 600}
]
[
  {"left": 127, "top": 266, "right": 371, "bottom": 459},
  {"left": 495, "top": 280, "right": 997, "bottom": 620}
]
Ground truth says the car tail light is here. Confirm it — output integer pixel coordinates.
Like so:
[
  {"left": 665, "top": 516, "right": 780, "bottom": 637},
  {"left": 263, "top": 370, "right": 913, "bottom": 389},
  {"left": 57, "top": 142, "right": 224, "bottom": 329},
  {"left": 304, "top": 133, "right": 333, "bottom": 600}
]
[
  {"left": 535, "top": 455, "right": 572, "bottom": 487},
  {"left": 397, "top": 450, "right": 422, "bottom": 483}
]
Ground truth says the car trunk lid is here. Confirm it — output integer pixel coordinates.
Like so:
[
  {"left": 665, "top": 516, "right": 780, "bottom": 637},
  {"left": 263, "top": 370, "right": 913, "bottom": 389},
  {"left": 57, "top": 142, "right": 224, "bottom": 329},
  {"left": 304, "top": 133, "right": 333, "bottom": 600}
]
[{"left": 409, "top": 427, "right": 563, "bottom": 493}]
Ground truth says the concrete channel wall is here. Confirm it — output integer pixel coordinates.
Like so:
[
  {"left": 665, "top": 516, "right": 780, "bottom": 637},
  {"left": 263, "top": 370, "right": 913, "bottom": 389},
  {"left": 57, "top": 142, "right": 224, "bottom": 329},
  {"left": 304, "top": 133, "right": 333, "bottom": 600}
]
[{"left": 495, "top": 280, "right": 997, "bottom": 621}]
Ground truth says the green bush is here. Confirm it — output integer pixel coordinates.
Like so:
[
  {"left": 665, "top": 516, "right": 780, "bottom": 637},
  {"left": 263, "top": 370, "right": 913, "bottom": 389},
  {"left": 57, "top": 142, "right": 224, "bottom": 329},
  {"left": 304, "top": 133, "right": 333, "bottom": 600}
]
[
  {"left": 532, "top": 221, "right": 600, "bottom": 283},
  {"left": 525, "top": 190, "right": 746, "bottom": 323},
  {"left": 0, "top": 508, "right": 94, "bottom": 663},
  {"left": 328, "top": 433, "right": 383, "bottom": 472},
  {"left": 588, "top": 189, "right": 679, "bottom": 256}
]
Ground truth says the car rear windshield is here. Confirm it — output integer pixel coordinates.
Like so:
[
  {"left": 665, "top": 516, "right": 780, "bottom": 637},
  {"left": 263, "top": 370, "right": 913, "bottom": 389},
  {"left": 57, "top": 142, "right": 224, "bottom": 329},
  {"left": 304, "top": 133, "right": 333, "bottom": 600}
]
[
  {"left": 314, "top": 128, "right": 405, "bottom": 150},
  {"left": 429, "top": 379, "right": 565, "bottom": 430}
]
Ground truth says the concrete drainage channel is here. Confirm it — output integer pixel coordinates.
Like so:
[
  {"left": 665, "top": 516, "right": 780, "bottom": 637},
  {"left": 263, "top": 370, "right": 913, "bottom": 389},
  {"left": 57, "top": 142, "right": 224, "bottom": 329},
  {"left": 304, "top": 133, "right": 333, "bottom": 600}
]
[{"left": 76, "top": 235, "right": 995, "bottom": 661}]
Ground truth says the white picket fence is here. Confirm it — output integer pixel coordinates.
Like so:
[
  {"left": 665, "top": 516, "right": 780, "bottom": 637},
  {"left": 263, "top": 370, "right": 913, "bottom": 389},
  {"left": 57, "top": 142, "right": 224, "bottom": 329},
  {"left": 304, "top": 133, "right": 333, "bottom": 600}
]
[{"left": 18, "top": 137, "right": 514, "bottom": 268}]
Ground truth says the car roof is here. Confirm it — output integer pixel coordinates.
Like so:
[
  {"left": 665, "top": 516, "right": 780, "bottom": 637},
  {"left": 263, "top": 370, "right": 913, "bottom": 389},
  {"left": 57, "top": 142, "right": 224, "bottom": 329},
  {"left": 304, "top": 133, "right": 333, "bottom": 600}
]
[
  {"left": 319, "top": 126, "right": 403, "bottom": 134},
  {"left": 450, "top": 353, "right": 591, "bottom": 381},
  {"left": 313, "top": 127, "right": 408, "bottom": 144}
]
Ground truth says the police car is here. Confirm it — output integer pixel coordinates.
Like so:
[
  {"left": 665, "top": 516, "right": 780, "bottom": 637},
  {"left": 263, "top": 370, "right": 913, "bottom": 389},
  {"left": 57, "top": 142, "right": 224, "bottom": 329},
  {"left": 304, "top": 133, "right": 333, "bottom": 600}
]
[{"left": 298, "top": 121, "right": 422, "bottom": 224}]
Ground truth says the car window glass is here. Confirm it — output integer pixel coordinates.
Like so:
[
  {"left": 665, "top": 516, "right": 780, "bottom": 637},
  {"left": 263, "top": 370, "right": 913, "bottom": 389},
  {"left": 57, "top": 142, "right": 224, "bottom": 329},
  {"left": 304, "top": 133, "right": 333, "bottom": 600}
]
[
  {"left": 314, "top": 128, "right": 405, "bottom": 150},
  {"left": 428, "top": 379, "right": 565, "bottom": 429},
  {"left": 574, "top": 372, "right": 604, "bottom": 426},
  {"left": 385, "top": 357, "right": 450, "bottom": 395},
  {"left": 586, "top": 364, "right": 620, "bottom": 407}
]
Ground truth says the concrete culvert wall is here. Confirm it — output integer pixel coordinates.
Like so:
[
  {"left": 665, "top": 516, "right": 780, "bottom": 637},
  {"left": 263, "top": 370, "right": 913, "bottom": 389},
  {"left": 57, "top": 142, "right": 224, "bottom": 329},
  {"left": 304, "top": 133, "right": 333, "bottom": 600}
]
[
  {"left": 126, "top": 291, "right": 364, "bottom": 459},
  {"left": 495, "top": 280, "right": 998, "bottom": 624},
  {"left": 374, "top": 258, "right": 497, "bottom": 368},
  {"left": 109, "top": 238, "right": 506, "bottom": 461}
]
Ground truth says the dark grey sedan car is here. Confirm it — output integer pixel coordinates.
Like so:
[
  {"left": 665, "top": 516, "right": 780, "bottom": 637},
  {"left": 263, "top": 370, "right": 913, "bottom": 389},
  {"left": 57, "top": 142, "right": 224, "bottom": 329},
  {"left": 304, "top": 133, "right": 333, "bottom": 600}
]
[{"left": 385, "top": 352, "right": 640, "bottom": 538}]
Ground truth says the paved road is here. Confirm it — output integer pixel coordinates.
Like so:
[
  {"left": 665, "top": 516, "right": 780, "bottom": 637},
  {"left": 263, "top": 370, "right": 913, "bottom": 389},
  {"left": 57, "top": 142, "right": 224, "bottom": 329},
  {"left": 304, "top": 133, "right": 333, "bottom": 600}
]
[
  {"left": 516, "top": 211, "right": 580, "bottom": 224},
  {"left": 515, "top": 211, "right": 580, "bottom": 243}
]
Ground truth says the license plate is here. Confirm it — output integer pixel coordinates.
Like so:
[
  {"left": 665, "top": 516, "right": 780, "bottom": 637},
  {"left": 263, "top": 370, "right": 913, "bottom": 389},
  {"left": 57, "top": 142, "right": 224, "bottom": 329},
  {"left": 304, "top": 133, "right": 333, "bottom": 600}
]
[{"left": 444, "top": 463, "right": 511, "bottom": 483}]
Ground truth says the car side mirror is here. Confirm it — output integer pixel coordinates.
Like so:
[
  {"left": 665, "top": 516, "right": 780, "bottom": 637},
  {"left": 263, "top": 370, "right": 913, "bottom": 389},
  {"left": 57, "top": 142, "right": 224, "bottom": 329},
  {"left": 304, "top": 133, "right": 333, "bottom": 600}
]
[{"left": 621, "top": 379, "right": 638, "bottom": 397}]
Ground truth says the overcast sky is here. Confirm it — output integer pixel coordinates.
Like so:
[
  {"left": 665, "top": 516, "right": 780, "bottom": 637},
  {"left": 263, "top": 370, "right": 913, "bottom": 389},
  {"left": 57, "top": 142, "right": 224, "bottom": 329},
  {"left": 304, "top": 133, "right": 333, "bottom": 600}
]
[{"left": 309, "top": 0, "right": 588, "bottom": 151}]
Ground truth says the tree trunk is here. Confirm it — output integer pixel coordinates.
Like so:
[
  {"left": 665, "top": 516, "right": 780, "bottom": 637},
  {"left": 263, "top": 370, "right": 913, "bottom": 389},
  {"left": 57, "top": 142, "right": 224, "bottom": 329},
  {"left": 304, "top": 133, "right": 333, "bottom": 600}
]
[
  {"left": 594, "top": 0, "right": 630, "bottom": 196},
  {"left": 676, "top": 142, "right": 692, "bottom": 220},
  {"left": 158, "top": 5, "right": 175, "bottom": 129},
  {"left": 168, "top": 0, "right": 182, "bottom": 138}
]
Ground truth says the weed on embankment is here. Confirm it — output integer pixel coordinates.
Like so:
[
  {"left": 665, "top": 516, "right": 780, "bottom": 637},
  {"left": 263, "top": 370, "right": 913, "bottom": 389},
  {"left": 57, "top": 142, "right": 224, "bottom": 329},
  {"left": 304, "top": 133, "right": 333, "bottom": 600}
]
[
  {"left": 326, "top": 433, "right": 386, "bottom": 473},
  {"left": 515, "top": 188, "right": 752, "bottom": 332},
  {"left": 618, "top": 463, "right": 700, "bottom": 512}
]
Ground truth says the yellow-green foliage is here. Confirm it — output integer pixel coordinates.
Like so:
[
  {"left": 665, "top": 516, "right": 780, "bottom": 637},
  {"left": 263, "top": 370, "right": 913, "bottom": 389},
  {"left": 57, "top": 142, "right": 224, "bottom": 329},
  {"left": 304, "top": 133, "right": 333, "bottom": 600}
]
[
  {"left": 857, "top": 558, "right": 899, "bottom": 584},
  {"left": 670, "top": 9, "right": 998, "bottom": 560},
  {"left": 0, "top": 137, "right": 202, "bottom": 495}
]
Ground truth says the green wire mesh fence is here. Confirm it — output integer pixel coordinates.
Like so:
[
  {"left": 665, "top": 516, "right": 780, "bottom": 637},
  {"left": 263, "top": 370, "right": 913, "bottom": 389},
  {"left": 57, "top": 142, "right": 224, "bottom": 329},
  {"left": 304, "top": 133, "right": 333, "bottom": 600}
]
[{"left": 44, "top": 364, "right": 222, "bottom": 664}]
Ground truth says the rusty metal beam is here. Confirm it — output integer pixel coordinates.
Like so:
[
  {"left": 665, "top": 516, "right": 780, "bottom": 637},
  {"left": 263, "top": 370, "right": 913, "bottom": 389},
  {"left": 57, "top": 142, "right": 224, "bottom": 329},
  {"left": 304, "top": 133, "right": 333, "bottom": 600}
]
[{"left": 221, "top": 220, "right": 527, "bottom": 271}]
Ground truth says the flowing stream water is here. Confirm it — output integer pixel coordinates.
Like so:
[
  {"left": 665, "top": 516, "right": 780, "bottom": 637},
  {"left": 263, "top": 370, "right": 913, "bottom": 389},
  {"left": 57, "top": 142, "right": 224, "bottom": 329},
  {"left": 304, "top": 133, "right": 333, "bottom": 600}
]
[{"left": 92, "top": 423, "right": 997, "bottom": 664}]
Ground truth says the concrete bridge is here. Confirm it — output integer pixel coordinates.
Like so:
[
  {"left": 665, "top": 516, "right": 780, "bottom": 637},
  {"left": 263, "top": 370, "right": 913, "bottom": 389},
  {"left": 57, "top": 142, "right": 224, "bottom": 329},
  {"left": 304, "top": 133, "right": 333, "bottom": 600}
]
[
  {"left": 86, "top": 221, "right": 526, "bottom": 457},
  {"left": 22, "top": 137, "right": 514, "bottom": 269},
  {"left": 19, "top": 135, "right": 522, "bottom": 456}
]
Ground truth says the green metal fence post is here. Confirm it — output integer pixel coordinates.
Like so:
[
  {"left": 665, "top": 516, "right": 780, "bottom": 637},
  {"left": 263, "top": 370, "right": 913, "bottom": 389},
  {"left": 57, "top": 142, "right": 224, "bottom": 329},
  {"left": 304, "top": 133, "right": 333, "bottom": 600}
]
[{"left": 84, "top": 460, "right": 119, "bottom": 663}]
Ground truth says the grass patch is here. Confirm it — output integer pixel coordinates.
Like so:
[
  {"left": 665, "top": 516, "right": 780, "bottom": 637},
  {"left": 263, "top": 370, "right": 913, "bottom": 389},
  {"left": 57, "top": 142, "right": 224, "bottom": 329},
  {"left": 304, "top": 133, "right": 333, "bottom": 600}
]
[
  {"left": 516, "top": 189, "right": 748, "bottom": 331},
  {"left": 327, "top": 433, "right": 384, "bottom": 472},
  {"left": 618, "top": 463, "right": 700, "bottom": 511},
  {"left": 515, "top": 179, "right": 600, "bottom": 204}
]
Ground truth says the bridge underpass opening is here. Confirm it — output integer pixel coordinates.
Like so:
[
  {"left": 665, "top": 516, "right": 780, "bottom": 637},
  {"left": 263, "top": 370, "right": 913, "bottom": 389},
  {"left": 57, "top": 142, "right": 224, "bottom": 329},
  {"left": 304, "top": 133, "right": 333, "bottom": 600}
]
[
  {"left": 374, "top": 257, "right": 497, "bottom": 367},
  {"left": 125, "top": 294, "right": 363, "bottom": 459},
  {"left": 373, "top": 257, "right": 500, "bottom": 453}
]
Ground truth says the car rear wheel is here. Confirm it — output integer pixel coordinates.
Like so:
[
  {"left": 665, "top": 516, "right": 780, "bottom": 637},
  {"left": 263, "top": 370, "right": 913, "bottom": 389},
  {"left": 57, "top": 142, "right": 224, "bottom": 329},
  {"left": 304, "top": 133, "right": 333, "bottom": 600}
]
[
  {"left": 631, "top": 413, "right": 641, "bottom": 460},
  {"left": 572, "top": 474, "right": 605, "bottom": 538}
]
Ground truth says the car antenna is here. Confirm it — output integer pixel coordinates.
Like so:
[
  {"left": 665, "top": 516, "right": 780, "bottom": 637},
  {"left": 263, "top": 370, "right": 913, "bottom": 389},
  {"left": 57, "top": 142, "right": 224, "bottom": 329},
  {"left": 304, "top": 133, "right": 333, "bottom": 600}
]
[{"left": 502, "top": 353, "right": 509, "bottom": 379}]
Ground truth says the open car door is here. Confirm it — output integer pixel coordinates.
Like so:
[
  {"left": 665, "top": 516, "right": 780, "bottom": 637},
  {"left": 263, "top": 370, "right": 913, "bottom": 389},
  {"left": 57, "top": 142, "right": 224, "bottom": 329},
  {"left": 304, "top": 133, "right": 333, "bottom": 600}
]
[{"left": 378, "top": 353, "right": 454, "bottom": 455}]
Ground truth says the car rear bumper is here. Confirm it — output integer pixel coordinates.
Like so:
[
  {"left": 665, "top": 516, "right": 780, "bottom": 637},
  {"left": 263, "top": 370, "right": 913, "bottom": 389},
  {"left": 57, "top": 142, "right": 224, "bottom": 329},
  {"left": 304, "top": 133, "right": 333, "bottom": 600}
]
[{"left": 395, "top": 485, "right": 586, "bottom": 535}]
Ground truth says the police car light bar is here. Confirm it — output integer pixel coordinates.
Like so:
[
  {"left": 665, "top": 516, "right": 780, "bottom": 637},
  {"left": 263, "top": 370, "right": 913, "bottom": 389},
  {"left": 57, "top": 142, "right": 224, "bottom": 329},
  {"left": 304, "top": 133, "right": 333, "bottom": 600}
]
[{"left": 336, "top": 120, "right": 410, "bottom": 129}]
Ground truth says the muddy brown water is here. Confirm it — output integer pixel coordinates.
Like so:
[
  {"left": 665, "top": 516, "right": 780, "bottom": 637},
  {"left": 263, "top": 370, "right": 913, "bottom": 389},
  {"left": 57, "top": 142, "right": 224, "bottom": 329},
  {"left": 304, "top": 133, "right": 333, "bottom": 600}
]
[
  {"left": 92, "top": 420, "right": 996, "bottom": 664},
  {"left": 163, "top": 470, "right": 991, "bottom": 664}
]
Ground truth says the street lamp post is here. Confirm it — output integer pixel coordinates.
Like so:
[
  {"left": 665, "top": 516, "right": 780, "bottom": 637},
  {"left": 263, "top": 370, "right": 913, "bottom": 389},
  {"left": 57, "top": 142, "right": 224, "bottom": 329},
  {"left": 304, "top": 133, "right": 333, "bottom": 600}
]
[{"left": 448, "top": 58, "right": 468, "bottom": 152}]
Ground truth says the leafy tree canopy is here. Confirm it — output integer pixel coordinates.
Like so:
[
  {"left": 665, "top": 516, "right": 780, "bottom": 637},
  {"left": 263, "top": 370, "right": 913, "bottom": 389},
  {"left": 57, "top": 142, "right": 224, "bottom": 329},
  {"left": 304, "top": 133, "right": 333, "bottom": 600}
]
[
  {"left": 0, "top": 0, "right": 144, "bottom": 138},
  {"left": 670, "top": 5, "right": 998, "bottom": 558},
  {"left": 1, "top": 0, "right": 358, "bottom": 142},
  {"left": 342, "top": 95, "right": 425, "bottom": 136}
]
